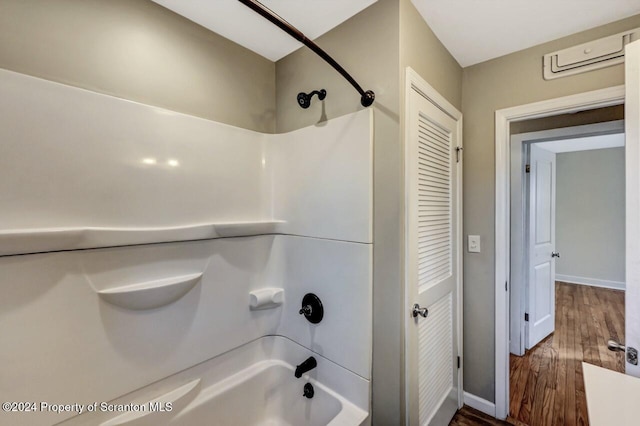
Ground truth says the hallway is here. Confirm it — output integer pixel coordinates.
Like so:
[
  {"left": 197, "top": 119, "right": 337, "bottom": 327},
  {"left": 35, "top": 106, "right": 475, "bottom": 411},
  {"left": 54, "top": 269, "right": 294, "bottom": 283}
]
[{"left": 509, "top": 281, "right": 625, "bottom": 425}]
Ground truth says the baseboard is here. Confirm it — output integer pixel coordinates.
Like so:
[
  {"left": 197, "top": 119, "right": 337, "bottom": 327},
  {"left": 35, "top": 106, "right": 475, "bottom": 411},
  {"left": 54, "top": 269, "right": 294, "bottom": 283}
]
[
  {"left": 463, "top": 392, "right": 496, "bottom": 418},
  {"left": 556, "top": 274, "right": 625, "bottom": 291}
]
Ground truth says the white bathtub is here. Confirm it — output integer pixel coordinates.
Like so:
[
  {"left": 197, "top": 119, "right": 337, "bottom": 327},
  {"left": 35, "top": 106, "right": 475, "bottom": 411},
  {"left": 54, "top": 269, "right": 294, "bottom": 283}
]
[
  {"left": 60, "top": 336, "right": 369, "bottom": 426},
  {"left": 169, "top": 361, "right": 364, "bottom": 426}
]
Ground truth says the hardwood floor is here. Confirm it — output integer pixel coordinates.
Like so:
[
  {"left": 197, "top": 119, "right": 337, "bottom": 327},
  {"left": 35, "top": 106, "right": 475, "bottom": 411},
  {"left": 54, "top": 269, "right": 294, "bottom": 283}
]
[
  {"left": 508, "top": 281, "right": 625, "bottom": 426},
  {"left": 449, "top": 406, "right": 509, "bottom": 425}
]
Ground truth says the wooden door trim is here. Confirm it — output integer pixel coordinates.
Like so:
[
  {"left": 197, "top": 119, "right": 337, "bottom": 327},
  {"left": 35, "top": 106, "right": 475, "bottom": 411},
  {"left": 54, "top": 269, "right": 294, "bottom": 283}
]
[{"left": 494, "top": 85, "right": 625, "bottom": 419}]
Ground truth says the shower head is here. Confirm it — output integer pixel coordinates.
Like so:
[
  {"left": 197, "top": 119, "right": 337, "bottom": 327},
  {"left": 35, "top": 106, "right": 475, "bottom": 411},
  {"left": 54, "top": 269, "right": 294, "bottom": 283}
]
[{"left": 297, "top": 89, "right": 326, "bottom": 109}]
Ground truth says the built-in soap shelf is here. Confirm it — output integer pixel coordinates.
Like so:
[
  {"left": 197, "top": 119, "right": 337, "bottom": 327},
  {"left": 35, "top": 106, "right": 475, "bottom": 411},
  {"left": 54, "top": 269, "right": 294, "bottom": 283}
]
[
  {"left": 100, "top": 378, "right": 201, "bottom": 426},
  {"left": 97, "top": 273, "right": 203, "bottom": 310},
  {"left": 249, "top": 288, "right": 284, "bottom": 310},
  {"left": 0, "top": 220, "right": 285, "bottom": 257}
]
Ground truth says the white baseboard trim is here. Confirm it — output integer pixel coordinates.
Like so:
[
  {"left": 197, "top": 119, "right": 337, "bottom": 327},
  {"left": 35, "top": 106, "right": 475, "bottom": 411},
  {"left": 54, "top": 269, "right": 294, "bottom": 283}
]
[
  {"left": 463, "top": 392, "right": 496, "bottom": 418},
  {"left": 556, "top": 274, "right": 625, "bottom": 290}
]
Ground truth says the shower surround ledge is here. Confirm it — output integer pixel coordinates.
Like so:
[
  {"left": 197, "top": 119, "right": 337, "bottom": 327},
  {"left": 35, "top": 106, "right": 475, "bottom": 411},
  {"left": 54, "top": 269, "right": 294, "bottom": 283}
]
[
  {"left": 0, "top": 68, "right": 373, "bottom": 256},
  {"left": 0, "top": 220, "right": 286, "bottom": 256}
]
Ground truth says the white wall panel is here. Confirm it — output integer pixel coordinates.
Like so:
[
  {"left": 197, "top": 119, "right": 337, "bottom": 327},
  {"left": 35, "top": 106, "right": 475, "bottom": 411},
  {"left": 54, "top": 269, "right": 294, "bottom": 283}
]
[
  {"left": 0, "top": 237, "right": 274, "bottom": 426},
  {"left": 0, "top": 70, "right": 373, "bottom": 253},
  {"left": 269, "top": 110, "right": 373, "bottom": 244},
  {"left": 0, "top": 235, "right": 371, "bottom": 426},
  {"left": 275, "top": 236, "right": 372, "bottom": 379},
  {"left": 0, "top": 69, "right": 269, "bottom": 231}
]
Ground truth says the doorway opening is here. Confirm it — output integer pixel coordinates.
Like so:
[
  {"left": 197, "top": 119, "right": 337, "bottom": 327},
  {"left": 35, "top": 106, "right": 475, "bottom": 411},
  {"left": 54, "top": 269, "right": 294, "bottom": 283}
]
[
  {"left": 508, "top": 108, "right": 626, "bottom": 425},
  {"left": 493, "top": 84, "right": 627, "bottom": 420}
]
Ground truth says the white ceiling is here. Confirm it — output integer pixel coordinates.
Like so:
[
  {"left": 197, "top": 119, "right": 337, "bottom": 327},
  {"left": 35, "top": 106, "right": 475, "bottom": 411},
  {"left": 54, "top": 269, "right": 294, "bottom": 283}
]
[
  {"left": 153, "top": 0, "right": 640, "bottom": 66},
  {"left": 536, "top": 133, "right": 625, "bottom": 153},
  {"left": 411, "top": 0, "right": 640, "bottom": 67},
  {"left": 151, "top": 0, "right": 377, "bottom": 62}
]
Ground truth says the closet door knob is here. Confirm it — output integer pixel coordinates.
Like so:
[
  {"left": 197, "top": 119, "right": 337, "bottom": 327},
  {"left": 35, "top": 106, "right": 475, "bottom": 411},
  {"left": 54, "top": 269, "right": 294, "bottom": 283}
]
[{"left": 412, "top": 304, "right": 428, "bottom": 319}]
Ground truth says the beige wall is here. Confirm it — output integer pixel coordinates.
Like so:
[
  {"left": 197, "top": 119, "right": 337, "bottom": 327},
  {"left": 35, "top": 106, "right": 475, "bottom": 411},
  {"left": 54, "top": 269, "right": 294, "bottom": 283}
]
[
  {"left": 276, "top": 1, "right": 462, "bottom": 423},
  {"left": 276, "top": 1, "right": 399, "bottom": 133},
  {"left": 556, "top": 148, "right": 625, "bottom": 286},
  {"left": 461, "top": 14, "right": 640, "bottom": 401},
  {"left": 277, "top": 1, "right": 402, "bottom": 423},
  {"left": 399, "top": 0, "right": 462, "bottom": 110},
  {"left": 0, "top": 0, "right": 275, "bottom": 133}
]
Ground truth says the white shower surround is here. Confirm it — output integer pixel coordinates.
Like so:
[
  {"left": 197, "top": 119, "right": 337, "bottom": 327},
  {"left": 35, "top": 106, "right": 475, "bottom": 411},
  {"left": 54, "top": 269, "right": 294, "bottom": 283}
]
[
  {"left": 0, "top": 69, "right": 372, "bottom": 254},
  {"left": 0, "top": 70, "right": 373, "bottom": 426}
]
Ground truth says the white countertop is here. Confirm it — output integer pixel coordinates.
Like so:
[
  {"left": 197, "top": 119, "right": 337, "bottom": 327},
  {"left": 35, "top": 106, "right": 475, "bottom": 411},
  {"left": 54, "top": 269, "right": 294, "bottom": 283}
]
[{"left": 583, "top": 362, "right": 640, "bottom": 426}]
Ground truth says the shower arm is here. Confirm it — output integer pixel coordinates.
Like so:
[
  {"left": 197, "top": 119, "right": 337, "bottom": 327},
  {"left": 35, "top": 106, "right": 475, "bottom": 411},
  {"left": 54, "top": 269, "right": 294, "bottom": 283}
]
[{"left": 238, "top": 0, "right": 375, "bottom": 108}]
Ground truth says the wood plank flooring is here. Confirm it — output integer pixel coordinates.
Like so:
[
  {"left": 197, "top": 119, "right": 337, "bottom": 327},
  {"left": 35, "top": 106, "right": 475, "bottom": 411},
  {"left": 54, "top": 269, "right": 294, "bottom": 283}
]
[
  {"left": 448, "top": 282, "right": 623, "bottom": 426},
  {"left": 449, "top": 406, "right": 510, "bottom": 425},
  {"left": 508, "top": 281, "right": 625, "bottom": 426}
]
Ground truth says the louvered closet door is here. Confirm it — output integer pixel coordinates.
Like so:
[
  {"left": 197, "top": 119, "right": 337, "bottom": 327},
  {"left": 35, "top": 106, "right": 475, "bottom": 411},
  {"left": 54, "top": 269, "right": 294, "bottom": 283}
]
[{"left": 406, "top": 85, "right": 461, "bottom": 426}]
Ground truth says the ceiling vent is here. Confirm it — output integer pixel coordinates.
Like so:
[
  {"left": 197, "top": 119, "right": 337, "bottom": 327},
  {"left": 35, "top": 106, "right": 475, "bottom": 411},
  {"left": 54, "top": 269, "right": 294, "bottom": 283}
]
[{"left": 543, "top": 27, "right": 639, "bottom": 80}]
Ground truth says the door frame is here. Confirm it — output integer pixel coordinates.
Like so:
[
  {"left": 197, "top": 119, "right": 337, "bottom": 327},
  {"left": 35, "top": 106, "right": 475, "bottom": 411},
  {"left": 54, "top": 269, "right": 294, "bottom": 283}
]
[
  {"left": 404, "top": 66, "right": 464, "bottom": 423},
  {"left": 494, "top": 85, "right": 625, "bottom": 419}
]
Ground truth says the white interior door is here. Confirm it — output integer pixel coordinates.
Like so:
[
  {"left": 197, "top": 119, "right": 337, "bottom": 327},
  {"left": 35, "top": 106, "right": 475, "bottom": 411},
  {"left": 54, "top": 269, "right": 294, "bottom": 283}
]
[
  {"left": 526, "top": 144, "right": 556, "bottom": 349},
  {"left": 406, "top": 79, "right": 461, "bottom": 426},
  {"left": 625, "top": 39, "right": 640, "bottom": 377}
]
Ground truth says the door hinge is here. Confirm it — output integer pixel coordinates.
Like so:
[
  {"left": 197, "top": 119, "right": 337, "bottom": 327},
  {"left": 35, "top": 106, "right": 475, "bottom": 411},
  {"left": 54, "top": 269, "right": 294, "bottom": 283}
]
[
  {"left": 524, "top": 313, "right": 529, "bottom": 322},
  {"left": 505, "top": 281, "right": 508, "bottom": 292},
  {"left": 525, "top": 164, "right": 530, "bottom": 173},
  {"left": 457, "top": 356, "right": 461, "bottom": 369},
  {"left": 456, "top": 146, "right": 463, "bottom": 163}
]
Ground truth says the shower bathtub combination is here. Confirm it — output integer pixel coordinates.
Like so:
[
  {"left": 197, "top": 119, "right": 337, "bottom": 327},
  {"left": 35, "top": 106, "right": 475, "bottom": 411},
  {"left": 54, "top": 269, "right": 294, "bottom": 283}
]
[{"left": 0, "top": 69, "right": 373, "bottom": 426}]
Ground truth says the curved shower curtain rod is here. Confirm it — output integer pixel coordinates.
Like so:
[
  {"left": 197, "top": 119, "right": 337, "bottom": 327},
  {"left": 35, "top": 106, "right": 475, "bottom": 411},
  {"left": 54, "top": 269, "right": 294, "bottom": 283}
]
[{"left": 238, "top": 0, "right": 375, "bottom": 108}]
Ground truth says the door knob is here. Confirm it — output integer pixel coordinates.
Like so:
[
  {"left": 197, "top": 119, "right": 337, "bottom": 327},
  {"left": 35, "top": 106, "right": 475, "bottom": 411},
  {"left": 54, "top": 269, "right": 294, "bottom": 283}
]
[
  {"left": 551, "top": 252, "right": 560, "bottom": 258},
  {"left": 608, "top": 339, "right": 639, "bottom": 365},
  {"left": 412, "top": 304, "right": 428, "bottom": 318}
]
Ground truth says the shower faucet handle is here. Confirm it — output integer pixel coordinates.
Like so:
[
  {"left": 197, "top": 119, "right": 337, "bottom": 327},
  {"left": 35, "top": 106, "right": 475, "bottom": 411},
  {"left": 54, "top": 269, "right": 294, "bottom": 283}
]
[
  {"left": 299, "top": 305, "right": 313, "bottom": 316},
  {"left": 299, "top": 293, "right": 324, "bottom": 324}
]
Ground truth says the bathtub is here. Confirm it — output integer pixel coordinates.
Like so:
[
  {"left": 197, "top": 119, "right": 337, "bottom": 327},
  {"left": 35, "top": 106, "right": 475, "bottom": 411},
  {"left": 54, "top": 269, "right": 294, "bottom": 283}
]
[
  {"left": 60, "top": 336, "right": 369, "bottom": 426},
  {"left": 168, "top": 361, "right": 365, "bottom": 425}
]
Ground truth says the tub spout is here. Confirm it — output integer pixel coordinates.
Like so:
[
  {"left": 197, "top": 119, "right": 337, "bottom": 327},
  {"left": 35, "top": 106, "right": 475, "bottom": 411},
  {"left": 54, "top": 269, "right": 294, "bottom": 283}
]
[{"left": 294, "top": 356, "right": 317, "bottom": 378}]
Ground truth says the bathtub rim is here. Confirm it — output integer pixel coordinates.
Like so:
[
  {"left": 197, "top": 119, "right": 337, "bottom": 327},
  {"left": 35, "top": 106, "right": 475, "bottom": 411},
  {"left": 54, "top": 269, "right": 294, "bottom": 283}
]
[{"left": 58, "top": 335, "right": 370, "bottom": 426}]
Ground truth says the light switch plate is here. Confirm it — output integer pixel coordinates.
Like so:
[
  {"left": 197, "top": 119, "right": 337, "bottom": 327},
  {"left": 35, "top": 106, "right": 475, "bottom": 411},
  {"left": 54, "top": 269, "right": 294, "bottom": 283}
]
[{"left": 468, "top": 235, "right": 481, "bottom": 253}]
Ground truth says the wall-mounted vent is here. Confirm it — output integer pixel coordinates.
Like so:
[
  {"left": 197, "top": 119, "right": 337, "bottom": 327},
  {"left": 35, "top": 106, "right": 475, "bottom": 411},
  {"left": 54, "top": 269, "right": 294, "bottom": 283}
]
[{"left": 543, "top": 27, "right": 639, "bottom": 80}]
